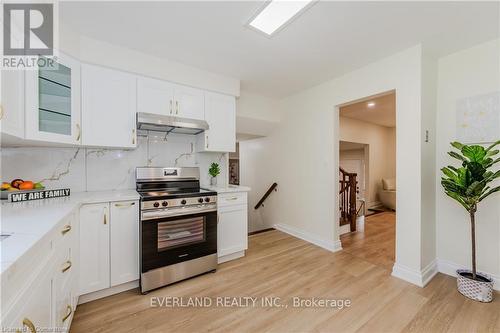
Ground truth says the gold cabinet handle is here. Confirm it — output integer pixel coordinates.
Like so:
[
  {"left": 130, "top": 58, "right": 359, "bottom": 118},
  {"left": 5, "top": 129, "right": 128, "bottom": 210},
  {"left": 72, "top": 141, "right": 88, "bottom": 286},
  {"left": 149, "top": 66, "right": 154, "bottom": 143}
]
[
  {"left": 0, "top": 105, "right": 4, "bottom": 120},
  {"left": 61, "top": 260, "right": 72, "bottom": 273},
  {"left": 175, "top": 101, "right": 179, "bottom": 114},
  {"left": 169, "top": 100, "right": 173, "bottom": 114},
  {"left": 62, "top": 305, "right": 73, "bottom": 322},
  {"left": 115, "top": 202, "right": 136, "bottom": 207},
  {"left": 132, "top": 128, "right": 136, "bottom": 145},
  {"left": 103, "top": 213, "right": 107, "bottom": 225},
  {"left": 76, "top": 123, "right": 81, "bottom": 141},
  {"left": 227, "top": 197, "right": 238, "bottom": 201},
  {"left": 206, "top": 135, "right": 209, "bottom": 149},
  {"left": 61, "top": 225, "right": 71, "bottom": 235},
  {"left": 22, "top": 318, "right": 36, "bottom": 333}
]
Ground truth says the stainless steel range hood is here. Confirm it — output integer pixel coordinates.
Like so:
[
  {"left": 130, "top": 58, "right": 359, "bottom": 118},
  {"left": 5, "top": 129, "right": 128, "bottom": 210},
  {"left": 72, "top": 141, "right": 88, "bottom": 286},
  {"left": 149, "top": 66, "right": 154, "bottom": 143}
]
[{"left": 137, "top": 112, "right": 209, "bottom": 135}]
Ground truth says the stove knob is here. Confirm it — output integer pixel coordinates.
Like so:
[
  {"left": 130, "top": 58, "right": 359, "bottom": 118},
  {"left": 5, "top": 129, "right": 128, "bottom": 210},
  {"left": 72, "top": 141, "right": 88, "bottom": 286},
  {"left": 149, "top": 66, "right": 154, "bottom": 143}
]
[
  {"left": 162, "top": 201, "right": 168, "bottom": 207},
  {"left": 153, "top": 202, "right": 160, "bottom": 208},
  {"left": 181, "top": 199, "right": 187, "bottom": 205},
  {"left": 198, "top": 198, "right": 204, "bottom": 203},
  {"left": 204, "top": 197, "right": 210, "bottom": 203}
]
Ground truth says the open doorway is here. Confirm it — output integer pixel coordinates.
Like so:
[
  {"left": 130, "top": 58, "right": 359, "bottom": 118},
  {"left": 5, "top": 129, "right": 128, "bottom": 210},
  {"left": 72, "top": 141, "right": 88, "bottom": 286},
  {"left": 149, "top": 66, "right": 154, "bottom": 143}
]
[{"left": 337, "top": 91, "right": 396, "bottom": 268}]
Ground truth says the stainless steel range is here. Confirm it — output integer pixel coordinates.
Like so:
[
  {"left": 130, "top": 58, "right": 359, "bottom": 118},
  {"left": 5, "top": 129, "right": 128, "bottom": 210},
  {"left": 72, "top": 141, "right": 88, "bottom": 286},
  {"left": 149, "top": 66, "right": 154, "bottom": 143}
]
[{"left": 136, "top": 167, "right": 218, "bottom": 293}]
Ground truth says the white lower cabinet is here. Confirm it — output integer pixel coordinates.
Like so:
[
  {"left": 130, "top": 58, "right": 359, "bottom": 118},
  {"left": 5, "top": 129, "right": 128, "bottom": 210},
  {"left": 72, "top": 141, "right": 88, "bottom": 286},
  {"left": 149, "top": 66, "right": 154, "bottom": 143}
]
[
  {"left": 217, "top": 192, "right": 248, "bottom": 263},
  {"left": 2, "top": 267, "right": 53, "bottom": 332},
  {"left": 110, "top": 200, "right": 140, "bottom": 286},
  {"left": 79, "top": 203, "right": 110, "bottom": 294},
  {"left": 1, "top": 212, "right": 79, "bottom": 333},
  {"left": 79, "top": 200, "right": 139, "bottom": 295}
]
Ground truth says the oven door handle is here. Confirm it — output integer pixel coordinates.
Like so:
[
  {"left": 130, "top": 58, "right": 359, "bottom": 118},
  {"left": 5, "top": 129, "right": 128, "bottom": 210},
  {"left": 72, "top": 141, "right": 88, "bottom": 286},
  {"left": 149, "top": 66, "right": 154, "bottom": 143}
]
[{"left": 142, "top": 205, "right": 217, "bottom": 220}]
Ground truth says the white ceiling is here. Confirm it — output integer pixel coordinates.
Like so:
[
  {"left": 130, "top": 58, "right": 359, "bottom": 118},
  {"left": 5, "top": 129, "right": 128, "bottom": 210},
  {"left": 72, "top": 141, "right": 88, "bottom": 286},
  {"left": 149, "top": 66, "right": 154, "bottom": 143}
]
[
  {"left": 340, "top": 92, "right": 395, "bottom": 127},
  {"left": 60, "top": 1, "right": 499, "bottom": 98}
]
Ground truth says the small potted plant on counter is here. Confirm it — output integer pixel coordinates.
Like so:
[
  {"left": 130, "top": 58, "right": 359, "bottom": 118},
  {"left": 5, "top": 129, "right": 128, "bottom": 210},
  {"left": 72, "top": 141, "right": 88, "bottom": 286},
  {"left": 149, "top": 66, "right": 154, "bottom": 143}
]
[
  {"left": 209, "top": 162, "right": 220, "bottom": 186},
  {"left": 441, "top": 140, "right": 500, "bottom": 302}
]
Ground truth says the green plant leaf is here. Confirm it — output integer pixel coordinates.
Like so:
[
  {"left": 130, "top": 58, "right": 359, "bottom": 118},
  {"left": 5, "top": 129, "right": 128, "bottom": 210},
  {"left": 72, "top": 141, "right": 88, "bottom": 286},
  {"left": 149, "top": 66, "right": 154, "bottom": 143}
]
[
  {"left": 466, "top": 181, "right": 485, "bottom": 197},
  {"left": 441, "top": 179, "right": 466, "bottom": 195},
  {"left": 461, "top": 145, "right": 486, "bottom": 162},
  {"left": 441, "top": 167, "right": 458, "bottom": 180},
  {"left": 485, "top": 157, "right": 500, "bottom": 168},
  {"left": 465, "top": 162, "right": 486, "bottom": 180},
  {"left": 451, "top": 141, "right": 464, "bottom": 150},
  {"left": 486, "top": 149, "right": 499, "bottom": 157},
  {"left": 448, "top": 151, "right": 466, "bottom": 162},
  {"left": 479, "top": 186, "right": 500, "bottom": 202},
  {"left": 208, "top": 162, "right": 221, "bottom": 177},
  {"left": 445, "top": 191, "right": 470, "bottom": 211},
  {"left": 485, "top": 140, "right": 500, "bottom": 152},
  {"left": 441, "top": 141, "right": 499, "bottom": 212}
]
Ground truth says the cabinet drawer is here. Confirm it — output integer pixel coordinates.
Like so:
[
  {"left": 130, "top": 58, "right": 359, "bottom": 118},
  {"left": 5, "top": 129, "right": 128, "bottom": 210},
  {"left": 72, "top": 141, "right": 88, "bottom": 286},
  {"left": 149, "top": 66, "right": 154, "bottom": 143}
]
[
  {"left": 54, "top": 271, "right": 76, "bottom": 328},
  {"left": 217, "top": 192, "right": 247, "bottom": 207}
]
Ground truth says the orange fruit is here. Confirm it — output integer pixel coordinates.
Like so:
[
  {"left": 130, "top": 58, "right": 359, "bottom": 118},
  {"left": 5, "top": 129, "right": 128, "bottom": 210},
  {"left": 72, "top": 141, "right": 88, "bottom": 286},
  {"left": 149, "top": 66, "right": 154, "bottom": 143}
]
[{"left": 19, "top": 181, "right": 34, "bottom": 190}]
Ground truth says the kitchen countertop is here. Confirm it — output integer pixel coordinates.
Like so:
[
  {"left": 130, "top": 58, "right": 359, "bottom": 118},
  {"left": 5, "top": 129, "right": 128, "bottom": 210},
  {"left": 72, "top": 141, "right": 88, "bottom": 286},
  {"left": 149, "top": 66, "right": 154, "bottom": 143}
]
[
  {"left": 1, "top": 189, "right": 139, "bottom": 274},
  {"left": 202, "top": 185, "right": 251, "bottom": 193}
]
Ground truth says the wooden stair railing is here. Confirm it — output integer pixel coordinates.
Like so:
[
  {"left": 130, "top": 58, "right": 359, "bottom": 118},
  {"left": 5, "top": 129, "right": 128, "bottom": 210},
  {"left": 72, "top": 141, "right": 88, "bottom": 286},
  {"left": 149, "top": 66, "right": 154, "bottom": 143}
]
[
  {"left": 339, "top": 167, "right": 358, "bottom": 232},
  {"left": 254, "top": 183, "right": 278, "bottom": 209}
]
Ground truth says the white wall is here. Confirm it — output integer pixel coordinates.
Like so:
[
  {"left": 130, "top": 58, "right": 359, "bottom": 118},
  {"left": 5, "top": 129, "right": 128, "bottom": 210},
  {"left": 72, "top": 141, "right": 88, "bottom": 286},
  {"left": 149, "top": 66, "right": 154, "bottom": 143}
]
[
  {"left": 436, "top": 39, "right": 500, "bottom": 288},
  {"left": 339, "top": 117, "right": 396, "bottom": 207},
  {"left": 236, "top": 91, "right": 281, "bottom": 122},
  {"left": 249, "top": 45, "right": 427, "bottom": 284},
  {"left": 60, "top": 24, "right": 240, "bottom": 96},
  {"left": 235, "top": 91, "right": 280, "bottom": 138},
  {"left": 240, "top": 137, "right": 278, "bottom": 233}
]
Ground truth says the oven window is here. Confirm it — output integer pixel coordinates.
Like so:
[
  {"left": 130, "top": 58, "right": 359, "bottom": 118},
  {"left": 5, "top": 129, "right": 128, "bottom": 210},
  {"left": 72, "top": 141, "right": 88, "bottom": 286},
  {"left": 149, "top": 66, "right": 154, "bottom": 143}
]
[{"left": 157, "top": 217, "right": 205, "bottom": 251}]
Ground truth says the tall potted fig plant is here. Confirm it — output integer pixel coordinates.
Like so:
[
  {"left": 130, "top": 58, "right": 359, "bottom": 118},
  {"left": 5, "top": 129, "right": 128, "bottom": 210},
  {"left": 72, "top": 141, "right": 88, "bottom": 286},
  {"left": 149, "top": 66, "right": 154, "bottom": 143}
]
[{"left": 441, "top": 140, "right": 500, "bottom": 302}]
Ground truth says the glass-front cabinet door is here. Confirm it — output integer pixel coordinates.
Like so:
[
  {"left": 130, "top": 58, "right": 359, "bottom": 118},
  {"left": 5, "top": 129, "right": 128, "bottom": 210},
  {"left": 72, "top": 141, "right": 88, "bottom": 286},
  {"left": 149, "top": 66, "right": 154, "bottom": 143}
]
[{"left": 25, "top": 53, "right": 81, "bottom": 145}]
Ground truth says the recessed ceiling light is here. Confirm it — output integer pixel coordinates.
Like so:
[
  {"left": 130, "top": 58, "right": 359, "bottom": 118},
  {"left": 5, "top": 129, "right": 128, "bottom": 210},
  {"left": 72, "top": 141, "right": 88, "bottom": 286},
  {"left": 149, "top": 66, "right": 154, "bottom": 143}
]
[
  {"left": 248, "top": 0, "right": 315, "bottom": 36},
  {"left": 367, "top": 102, "right": 376, "bottom": 108}
]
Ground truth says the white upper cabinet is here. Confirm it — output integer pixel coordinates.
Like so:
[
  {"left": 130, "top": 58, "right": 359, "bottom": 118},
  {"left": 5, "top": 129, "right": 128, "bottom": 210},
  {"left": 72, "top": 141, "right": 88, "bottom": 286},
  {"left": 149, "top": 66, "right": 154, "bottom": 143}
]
[
  {"left": 25, "top": 52, "right": 81, "bottom": 145},
  {"left": 137, "top": 76, "right": 204, "bottom": 120},
  {"left": 1, "top": 23, "right": 25, "bottom": 140},
  {"left": 173, "top": 85, "right": 205, "bottom": 120},
  {"left": 197, "top": 92, "right": 235, "bottom": 152},
  {"left": 81, "top": 64, "right": 137, "bottom": 148},
  {"left": 137, "top": 77, "right": 175, "bottom": 116},
  {"left": 0, "top": 69, "right": 25, "bottom": 138}
]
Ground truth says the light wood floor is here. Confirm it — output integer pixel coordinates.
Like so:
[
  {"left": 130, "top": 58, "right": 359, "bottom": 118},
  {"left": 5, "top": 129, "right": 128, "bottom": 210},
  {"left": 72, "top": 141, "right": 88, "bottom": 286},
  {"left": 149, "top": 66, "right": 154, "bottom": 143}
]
[{"left": 71, "top": 212, "right": 500, "bottom": 332}]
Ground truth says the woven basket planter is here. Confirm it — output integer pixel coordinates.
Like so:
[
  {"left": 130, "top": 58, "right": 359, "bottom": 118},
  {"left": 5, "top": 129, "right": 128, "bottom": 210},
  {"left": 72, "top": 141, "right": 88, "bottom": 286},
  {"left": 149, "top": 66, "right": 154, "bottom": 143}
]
[{"left": 456, "top": 269, "right": 494, "bottom": 303}]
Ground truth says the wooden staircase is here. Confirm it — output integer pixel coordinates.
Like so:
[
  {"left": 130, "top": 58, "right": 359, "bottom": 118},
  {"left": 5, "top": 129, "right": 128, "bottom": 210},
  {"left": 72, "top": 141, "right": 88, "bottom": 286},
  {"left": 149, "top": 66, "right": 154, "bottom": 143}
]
[{"left": 339, "top": 167, "right": 358, "bottom": 232}]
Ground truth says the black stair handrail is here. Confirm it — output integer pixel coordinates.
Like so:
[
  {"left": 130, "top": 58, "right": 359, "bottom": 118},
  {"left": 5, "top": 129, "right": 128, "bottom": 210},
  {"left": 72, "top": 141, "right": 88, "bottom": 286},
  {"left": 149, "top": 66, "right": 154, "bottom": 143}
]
[{"left": 254, "top": 183, "right": 278, "bottom": 209}]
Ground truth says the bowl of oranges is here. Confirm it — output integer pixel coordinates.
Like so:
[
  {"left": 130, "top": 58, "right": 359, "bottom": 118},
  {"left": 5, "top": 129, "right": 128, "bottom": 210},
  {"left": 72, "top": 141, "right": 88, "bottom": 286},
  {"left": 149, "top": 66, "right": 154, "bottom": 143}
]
[{"left": 1, "top": 179, "right": 45, "bottom": 200}]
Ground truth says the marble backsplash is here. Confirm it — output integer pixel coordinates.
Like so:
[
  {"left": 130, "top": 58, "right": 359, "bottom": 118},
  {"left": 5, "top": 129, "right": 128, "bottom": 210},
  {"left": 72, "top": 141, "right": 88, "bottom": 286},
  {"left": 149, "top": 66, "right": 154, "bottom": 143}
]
[{"left": 1, "top": 133, "right": 227, "bottom": 192}]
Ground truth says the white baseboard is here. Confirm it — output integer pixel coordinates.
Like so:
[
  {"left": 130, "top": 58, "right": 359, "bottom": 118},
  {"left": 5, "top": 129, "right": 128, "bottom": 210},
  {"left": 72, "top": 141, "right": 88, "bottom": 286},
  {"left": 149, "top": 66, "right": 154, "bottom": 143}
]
[
  {"left": 437, "top": 259, "right": 500, "bottom": 291},
  {"left": 421, "top": 259, "right": 439, "bottom": 286},
  {"left": 274, "top": 223, "right": 342, "bottom": 252},
  {"left": 218, "top": 250, "right": 245, "bottom": 264},
  {"left": 392, "top": 259, "right": 438, "bottom": 287},
  {"left": 78, "top": 280, "right": 139, "bottom": 304},
  {"left": 368, "top": 201, "right": 382, "bottom": 209}
]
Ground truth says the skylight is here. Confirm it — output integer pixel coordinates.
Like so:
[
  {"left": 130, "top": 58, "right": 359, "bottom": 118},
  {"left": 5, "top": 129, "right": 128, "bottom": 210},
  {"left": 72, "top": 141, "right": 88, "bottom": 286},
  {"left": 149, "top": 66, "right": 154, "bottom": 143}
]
[{"left": 248, "top": 0, "right": 315, "bottom": 36}]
